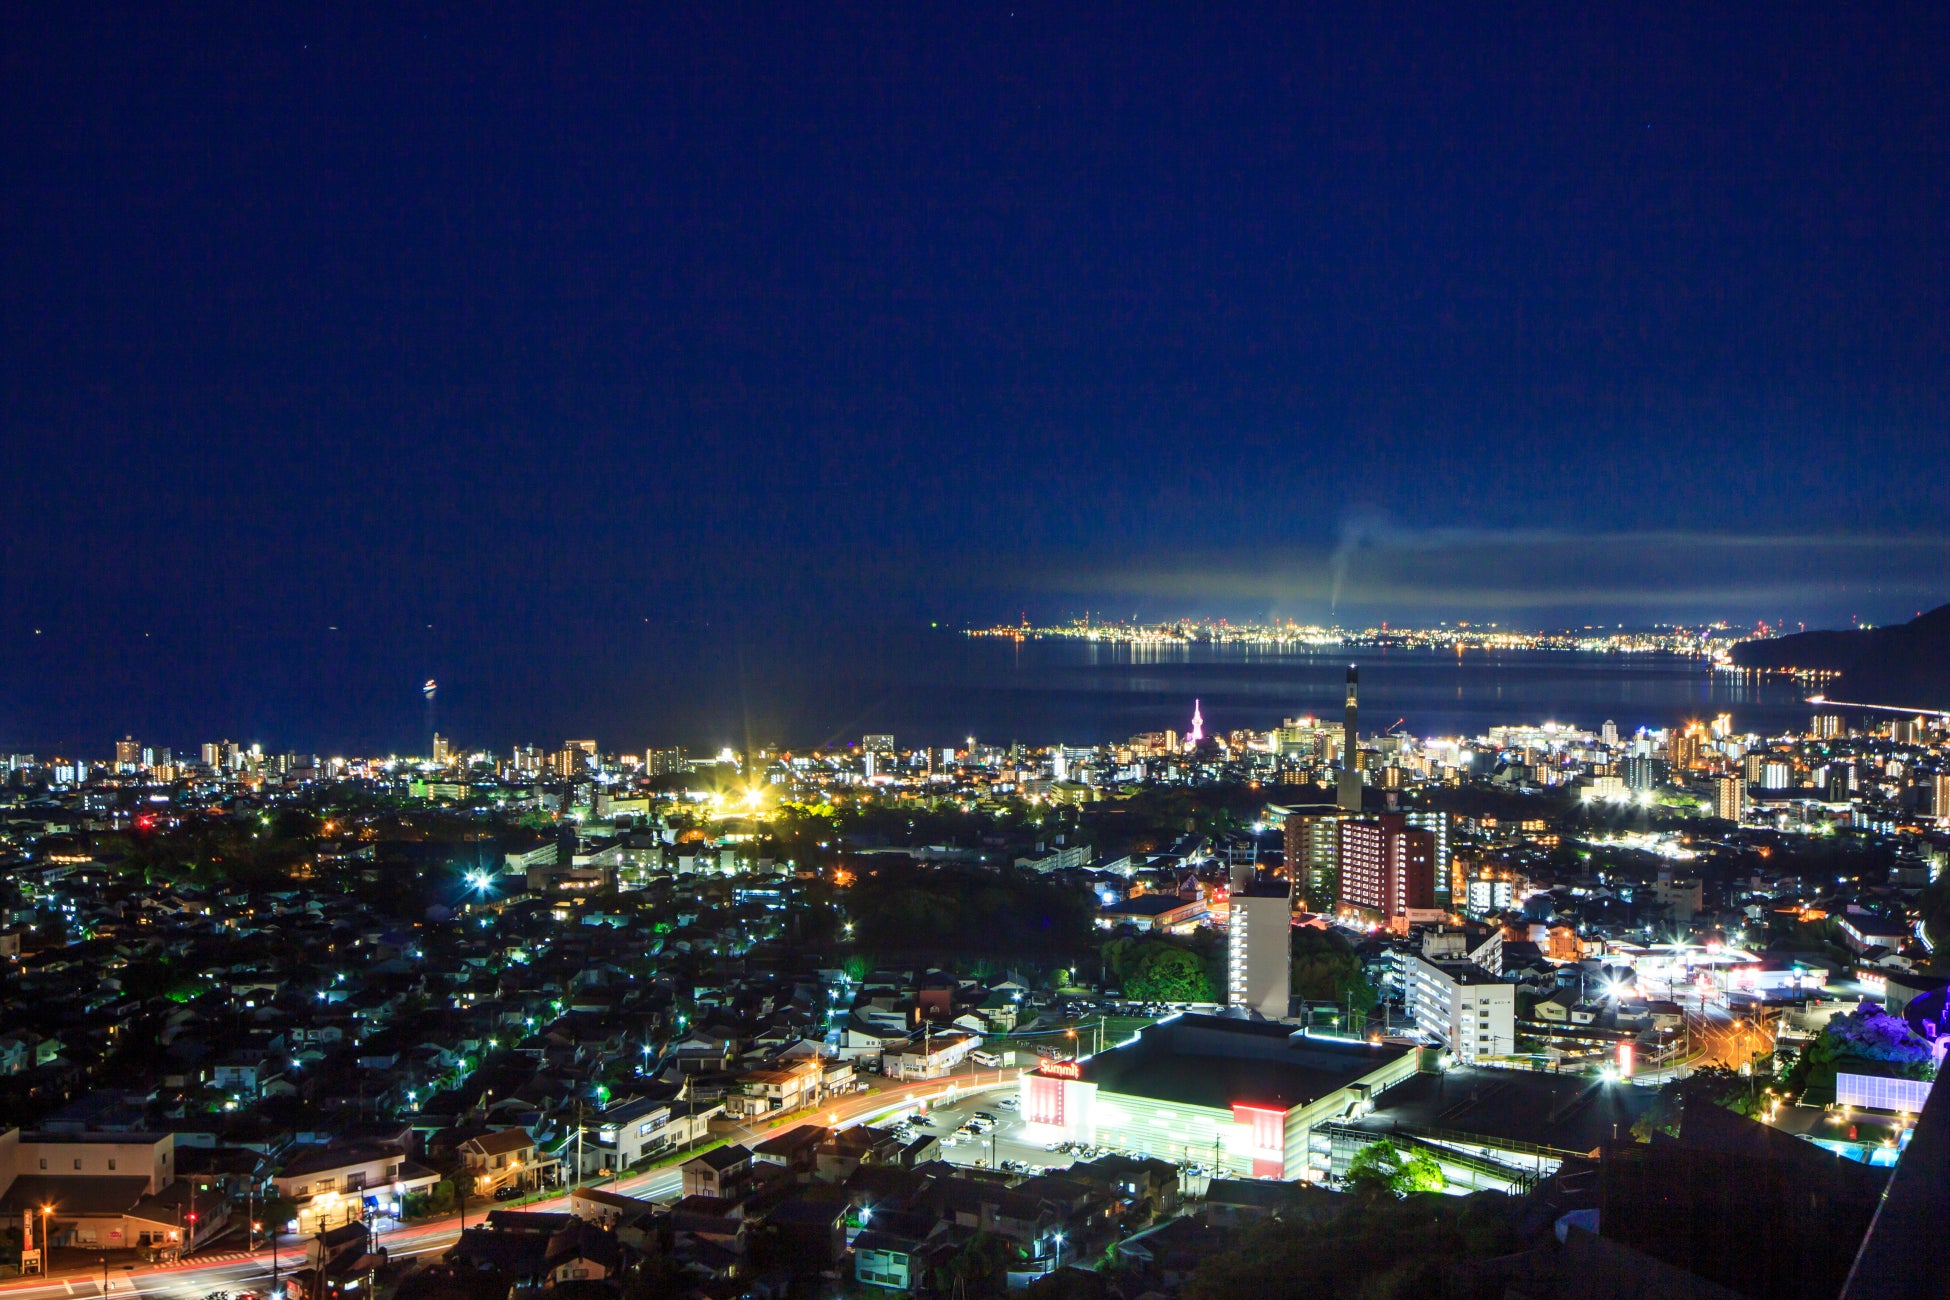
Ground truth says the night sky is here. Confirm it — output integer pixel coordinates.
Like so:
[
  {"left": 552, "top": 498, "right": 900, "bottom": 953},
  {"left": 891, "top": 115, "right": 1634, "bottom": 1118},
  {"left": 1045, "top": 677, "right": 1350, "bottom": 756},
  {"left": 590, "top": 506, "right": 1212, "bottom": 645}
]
[{"left": 4, "top": 6, "right": 1947, "bottom": 750}]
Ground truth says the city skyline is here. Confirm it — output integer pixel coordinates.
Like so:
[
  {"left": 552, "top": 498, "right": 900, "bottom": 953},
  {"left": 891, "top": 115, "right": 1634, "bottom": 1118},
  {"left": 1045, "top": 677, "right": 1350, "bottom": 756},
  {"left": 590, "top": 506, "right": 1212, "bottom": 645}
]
[{"left": 4, "top": 10, "right": 1948, "bottom": 1294}]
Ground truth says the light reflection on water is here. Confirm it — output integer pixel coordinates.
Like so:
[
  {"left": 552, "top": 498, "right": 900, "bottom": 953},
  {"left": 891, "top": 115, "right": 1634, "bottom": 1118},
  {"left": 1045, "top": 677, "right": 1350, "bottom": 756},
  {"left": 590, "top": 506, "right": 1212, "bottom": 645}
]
[{"left": 637, "top": 637, "right": 1818, "bottom": 750}]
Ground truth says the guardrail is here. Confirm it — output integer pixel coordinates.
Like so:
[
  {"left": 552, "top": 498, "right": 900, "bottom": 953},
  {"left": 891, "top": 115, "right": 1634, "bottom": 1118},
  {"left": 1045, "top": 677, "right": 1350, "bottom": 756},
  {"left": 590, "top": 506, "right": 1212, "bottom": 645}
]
[{"left": 1317, "top": 1122, "right": 1547, "bottom": 1194}]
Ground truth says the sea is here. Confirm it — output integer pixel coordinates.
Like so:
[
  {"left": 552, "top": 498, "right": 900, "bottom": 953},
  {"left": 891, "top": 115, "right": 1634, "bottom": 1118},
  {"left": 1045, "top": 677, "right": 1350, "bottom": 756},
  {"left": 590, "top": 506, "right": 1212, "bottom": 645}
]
[
  {"left": 633, "top": 634, "right": 1815, "bottom": 753},
  {"left": 2, "top": 626, "right": 1817, "bottom": 757}
]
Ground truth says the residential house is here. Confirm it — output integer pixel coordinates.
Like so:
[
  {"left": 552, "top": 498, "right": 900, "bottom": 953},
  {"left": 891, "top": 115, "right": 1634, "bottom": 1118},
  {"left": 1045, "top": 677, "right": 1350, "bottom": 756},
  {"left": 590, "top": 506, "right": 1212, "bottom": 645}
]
[
  {"left": 839, "top": 1023, "right": 911, "bottom": 1064},
  {"left": 681, "top": 1144, "right": 753, "bottom": 1199},
  {"left": 727, "top": 1059, "right": 824, "bottom": 1119},
  {"left": 749, "top": 1193, "right": 848, "bottom": 1275},
  {"left": 1199, "top": 1177, "right": 1332, "bottom": 1227},
  {"left": 588, "top": 1098, "right": 674, "bottom": 1172},
  {"left": 815, "top": 1126, "right": 904, "bottom": 1183},
  {"left": 1532, "top": 988, "right": 1598, "bottom": 1026},
  {"left": 751, "top": 1125, "right": 826, "bottom": 1181},
  {"left": 459, "top": 1129, "right": 556, "bottom": 1197},
  {"left": 211, "top": 1052, "right": 271, "bottom": 1098},
  {"left": 544, "top": 1217, "right": 624, "bottom": 1286}
]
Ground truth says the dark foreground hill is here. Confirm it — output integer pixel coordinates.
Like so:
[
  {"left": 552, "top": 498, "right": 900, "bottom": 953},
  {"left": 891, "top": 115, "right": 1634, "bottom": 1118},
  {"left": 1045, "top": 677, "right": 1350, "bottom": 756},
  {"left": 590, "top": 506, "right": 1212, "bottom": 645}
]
[{"left": 1728, "top": 602, "right": 1950, "bottom": 710}]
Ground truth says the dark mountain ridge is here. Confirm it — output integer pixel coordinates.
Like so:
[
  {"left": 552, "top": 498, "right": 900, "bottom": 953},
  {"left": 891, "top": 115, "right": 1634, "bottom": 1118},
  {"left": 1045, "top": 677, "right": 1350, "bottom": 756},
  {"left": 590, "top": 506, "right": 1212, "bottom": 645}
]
[{"left": 1728, "top": 603, "right": 1950, "bottom": 711}]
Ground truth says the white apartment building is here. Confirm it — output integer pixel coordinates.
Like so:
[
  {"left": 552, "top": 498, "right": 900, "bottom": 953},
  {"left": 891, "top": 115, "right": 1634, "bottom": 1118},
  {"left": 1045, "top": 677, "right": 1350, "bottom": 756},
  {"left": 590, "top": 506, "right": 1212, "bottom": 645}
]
[
  {"left": 1408, "top": 955, "right": 1515, "bottom": 1065},
  {"left": 1716, "top": 775, "right": 1745, "bottom": 822},
  {"left": 1466, "top": 878, "right": 1517, "bottom": 915},
  {"left": 1226, "top": 889, "right": 1292, "bottom": 1020}
]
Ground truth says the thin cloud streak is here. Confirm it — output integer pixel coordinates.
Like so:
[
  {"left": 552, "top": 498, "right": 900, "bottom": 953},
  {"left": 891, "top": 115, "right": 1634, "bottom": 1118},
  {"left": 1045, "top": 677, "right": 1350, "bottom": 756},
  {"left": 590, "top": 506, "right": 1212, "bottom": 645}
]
[{"left": 1026, "top": 531, "right": 1950, "bottom": 623}]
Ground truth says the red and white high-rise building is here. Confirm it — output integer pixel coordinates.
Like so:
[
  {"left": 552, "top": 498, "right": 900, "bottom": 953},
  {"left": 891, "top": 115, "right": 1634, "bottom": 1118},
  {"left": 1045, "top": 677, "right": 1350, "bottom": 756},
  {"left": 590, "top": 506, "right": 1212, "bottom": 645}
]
[{"left": 1336, "top": 813, "right": 1436, "bottom": 929}]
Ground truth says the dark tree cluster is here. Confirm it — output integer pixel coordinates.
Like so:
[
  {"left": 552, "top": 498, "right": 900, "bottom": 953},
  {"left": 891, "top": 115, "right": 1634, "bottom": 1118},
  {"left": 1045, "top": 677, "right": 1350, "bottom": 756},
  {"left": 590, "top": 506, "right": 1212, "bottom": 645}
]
[{"left": 843, "top": 862, "right": 1096, "bottom": 958}]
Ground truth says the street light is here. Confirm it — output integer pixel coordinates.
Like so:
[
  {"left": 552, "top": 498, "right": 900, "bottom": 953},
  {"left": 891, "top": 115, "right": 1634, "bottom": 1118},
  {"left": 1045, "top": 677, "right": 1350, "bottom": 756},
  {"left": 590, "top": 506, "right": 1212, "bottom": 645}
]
[{"left": 29, "top": 1203, "right": 52, "bottom": 1276}]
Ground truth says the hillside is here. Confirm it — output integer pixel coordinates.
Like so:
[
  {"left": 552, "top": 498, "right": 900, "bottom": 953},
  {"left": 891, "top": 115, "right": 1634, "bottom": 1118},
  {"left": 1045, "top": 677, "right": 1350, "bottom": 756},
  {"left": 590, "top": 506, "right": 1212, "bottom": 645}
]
[{"left": 1729, "top": 603, "right": 1950, "bottom": 710}]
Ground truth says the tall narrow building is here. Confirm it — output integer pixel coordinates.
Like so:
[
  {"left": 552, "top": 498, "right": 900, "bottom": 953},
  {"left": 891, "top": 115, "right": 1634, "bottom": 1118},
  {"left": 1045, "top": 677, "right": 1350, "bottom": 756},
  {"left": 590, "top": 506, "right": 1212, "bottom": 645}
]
[
  {"left": 1336, "top": 665, "right": 1362, "bottom": 813},
  {"left": 1227, "top": 880, "right": 1293, "bottom": 1019},
  {"left": 1283, "top": 808, "right": 1347, "bottom": 911}
]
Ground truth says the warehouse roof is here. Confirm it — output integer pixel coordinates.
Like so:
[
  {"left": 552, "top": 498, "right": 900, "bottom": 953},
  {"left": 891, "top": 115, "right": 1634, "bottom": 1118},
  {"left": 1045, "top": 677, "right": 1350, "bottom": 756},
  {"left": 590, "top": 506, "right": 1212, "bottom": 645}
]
[{"left": 1078, "top": 1015, "right": 1414, "bottom": 1113}]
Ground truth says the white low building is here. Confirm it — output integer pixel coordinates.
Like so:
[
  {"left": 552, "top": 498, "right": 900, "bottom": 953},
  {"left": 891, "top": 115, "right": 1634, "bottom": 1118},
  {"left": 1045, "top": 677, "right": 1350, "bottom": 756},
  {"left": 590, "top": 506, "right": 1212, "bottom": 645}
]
[
  {"left": 0, "top": 1129, "right": 194, "bottom": 1255},
  {"left": 881, "top": 1030, "right": 981, "bottom": 1080},
  {"left": 273, "top": 1141, "right": 440, "bottom": 1232},
  {"left": 1408, "top": 955, "right": 1516, "bottom": 1065}
]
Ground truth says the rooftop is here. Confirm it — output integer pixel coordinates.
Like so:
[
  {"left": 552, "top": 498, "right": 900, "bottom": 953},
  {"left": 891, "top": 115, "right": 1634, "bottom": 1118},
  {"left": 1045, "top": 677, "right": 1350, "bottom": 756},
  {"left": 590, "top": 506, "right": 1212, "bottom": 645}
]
[
  {"left": 279, "top": 1142, "right": 405, "bottom": 1177},
  {"left": 0, "top": 1174, "right": 152, "bottom": 1217},
  {"left": 1099, "top": 895, "right": 1201, "bottom": 918},
  {"left": 1079, "top": 1014, "right": 1415, "bottom": 1113},
  {"left": 20, "top": 1131, "right": 170, "bottom": 1146},
  {"left": 1418, "top": 957, "right": 1506, "bottom": 985},
  {"left": 460, "top": 1129, "right": 535, "bottom": 1157},
  {"left": 688, "top": 1143, "right": 751, "bottom": 1172},
  {"left": 1351, "top": 1066, "right": 1658, "bottom": 1155}
]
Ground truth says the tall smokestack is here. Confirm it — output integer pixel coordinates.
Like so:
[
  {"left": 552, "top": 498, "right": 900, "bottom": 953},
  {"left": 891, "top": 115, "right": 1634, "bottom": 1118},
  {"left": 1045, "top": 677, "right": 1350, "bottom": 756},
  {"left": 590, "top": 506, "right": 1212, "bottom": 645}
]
[{"left": 1337, "top": 664, "right": 1362, "bottom": 812}]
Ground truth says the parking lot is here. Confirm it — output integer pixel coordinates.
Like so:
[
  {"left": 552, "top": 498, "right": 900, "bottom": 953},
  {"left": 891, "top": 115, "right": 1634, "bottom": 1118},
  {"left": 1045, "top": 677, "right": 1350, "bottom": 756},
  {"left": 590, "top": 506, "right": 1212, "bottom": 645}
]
[{"left": 878, "top": 1086, "right": 1078, "bottom": 1176}]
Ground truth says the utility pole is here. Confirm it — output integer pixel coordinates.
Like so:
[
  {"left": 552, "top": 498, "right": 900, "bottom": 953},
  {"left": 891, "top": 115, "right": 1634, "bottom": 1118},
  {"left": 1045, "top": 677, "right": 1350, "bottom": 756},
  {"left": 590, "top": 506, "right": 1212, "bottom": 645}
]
[
  {"left": 575, "top": 1099, "right": 584, "bottom": 1190},
  {"left": 364, "top": 1200, "right": 380, "bottom": 1298}
]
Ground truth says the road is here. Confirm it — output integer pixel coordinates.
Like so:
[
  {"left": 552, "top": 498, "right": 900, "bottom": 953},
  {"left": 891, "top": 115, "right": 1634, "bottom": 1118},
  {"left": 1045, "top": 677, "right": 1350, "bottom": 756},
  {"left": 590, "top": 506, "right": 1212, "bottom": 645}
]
[
  {"left": 1684, "top": 1003, "right": 1774, "bottom": 1070},
  {"left": 0, "top": 1070, "right": 1022, "bottom": 1300},
  {"left": 1625, "top": 970, "right": 1777, "bottom": 1076}
]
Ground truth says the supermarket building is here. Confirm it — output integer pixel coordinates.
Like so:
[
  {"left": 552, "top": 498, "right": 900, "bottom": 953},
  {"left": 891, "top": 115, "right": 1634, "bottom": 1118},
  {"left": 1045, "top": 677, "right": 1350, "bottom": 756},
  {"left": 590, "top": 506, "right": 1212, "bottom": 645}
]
[{"left": 1020, "top": 1015, "right": 1421, "bottom": 1181}]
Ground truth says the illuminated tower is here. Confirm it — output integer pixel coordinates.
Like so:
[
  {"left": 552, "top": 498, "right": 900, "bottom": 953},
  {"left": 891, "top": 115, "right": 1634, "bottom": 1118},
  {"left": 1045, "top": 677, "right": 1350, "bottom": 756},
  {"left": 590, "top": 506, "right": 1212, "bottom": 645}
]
[
  {"left": 1337, "top": 666, "right": 1362, "bottom": 812},
  {"left": 1187, "top": 699, "right": 1204, "bottom": 747}
]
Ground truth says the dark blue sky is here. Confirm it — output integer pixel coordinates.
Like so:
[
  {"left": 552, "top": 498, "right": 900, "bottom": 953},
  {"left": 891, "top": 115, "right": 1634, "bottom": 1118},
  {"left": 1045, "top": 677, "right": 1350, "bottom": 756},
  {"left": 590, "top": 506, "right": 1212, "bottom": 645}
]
[{"left": 3, "top": 5, "right": 1947, "bottom": 749}]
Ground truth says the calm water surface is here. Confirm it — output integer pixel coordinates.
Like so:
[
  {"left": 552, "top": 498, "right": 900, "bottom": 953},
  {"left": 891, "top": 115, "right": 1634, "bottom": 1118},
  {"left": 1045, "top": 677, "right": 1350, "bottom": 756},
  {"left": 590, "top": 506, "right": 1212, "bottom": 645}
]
[
  {"left": 3, "top": 627, "right": 1814, "bottom": 755},
  {"left": 585, "top": 634, "right": 1812, "bottom": 754}
]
